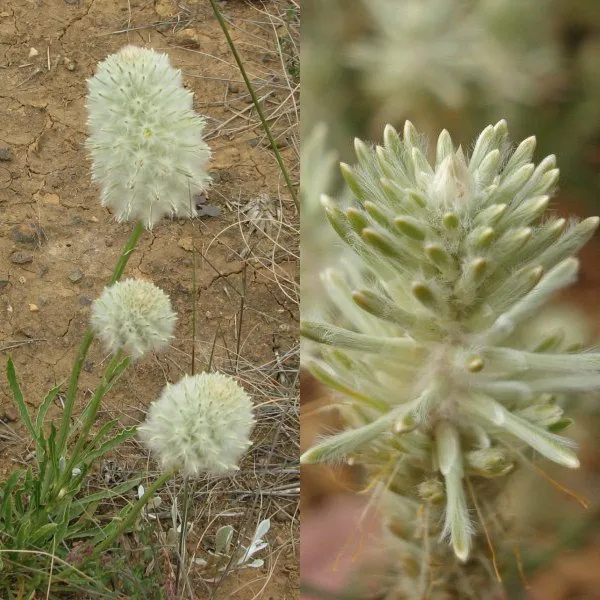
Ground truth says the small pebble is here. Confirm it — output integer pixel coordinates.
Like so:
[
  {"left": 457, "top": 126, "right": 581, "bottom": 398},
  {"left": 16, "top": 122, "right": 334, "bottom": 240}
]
[
  {"left": 228, "top": 82, "right": 240, "bottom": 94},
  {"left": 12, "top": 223, "right": 41, "bottom": 245},
  {"left": 68, "top": 269, "right": 84, "bottom": 283},
  {"left": 78, "top": 295, "right": 93, "bottom": 306},
  {"left": 90, "top": 216, "right": 99, "bottom": 223},
  {"left": 18, "top": 276, "right": 26, "bottom": 284},
  {"left": 248, "top": 138, "right": 259, "bottom": 148},
  {"left": 10, "top": 251, "right": 33, "bottom": 264},
  {"left": 28, "top": 47, "right": 39, "bottom": 58},
  {"left": 29, "top": 304, "right": 39, "bottom": 312},
  {"left": 0, "top": 147, "right": 12, "bottom": 161},
  {"left": 178, "top": 237, "right": 194, "bottom": 252},
  {"left": 63, "top": 56, "right": 75, "bottom": 71},
  {"left": 83, "top": 360, "right": 94, "bottom": 373}
]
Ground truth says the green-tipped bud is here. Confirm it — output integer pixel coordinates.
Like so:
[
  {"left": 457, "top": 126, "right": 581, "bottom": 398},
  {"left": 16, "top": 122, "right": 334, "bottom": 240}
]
[
  {"left": 354, "top": 137, "right": 371, "bottom": 165},
  {"left": 394, "top": 216, "right": 428, "bottom": 240},
  {"left": 473, "top": 203, "right": 507, "bottom": 227},
  {"left": 466, "top": 448, "right": 514, "bottom": 478},
  {"left": 345, "top": 207, "right": 369, "bottom": 233},
  {"left": 340, "top": 162, "right": 364, "bottom": 199},
  {"left": 436, "top": 129, "right": 454, "bottom": 167},
  {"left": 504, "top": 136, "right": 536, "bottom": 173}
]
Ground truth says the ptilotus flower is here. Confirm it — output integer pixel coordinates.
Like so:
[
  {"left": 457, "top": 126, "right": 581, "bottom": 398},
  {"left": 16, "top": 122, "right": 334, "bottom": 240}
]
[
  {"left": 86, "top": 45, "right": 211, "bottom": 229},
  {"left": 91, "top": 278, "right": 176, "bottom": 359},
  {"left": 138, "top": 372, "right": 255, "bottom": 476},
  {"left": 349, "top": 0, "right": 555, "bottom": 121},
  {"left": 301, "top": 120, "right": 600, "bottom": 597}
]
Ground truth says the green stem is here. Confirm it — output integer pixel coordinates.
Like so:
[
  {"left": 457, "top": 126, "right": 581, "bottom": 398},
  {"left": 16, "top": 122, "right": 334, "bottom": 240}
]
[
  {"left": 208, "top": 0, "right": 298, "bottom": 209},
  {"left": 56, "top": 352, "right": 130, "bottom": 495},
  {"left": 92, "top": 469, "right": 176, "bottom": 556},
  {"left": 175, "top": 476, "right": 192, "bottom": 593},
  {"left": 55, "top": 221, "right": 144, "bottom": 457}
]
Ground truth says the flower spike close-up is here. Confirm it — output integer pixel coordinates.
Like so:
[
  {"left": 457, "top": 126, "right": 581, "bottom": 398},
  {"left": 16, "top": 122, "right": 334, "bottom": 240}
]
[
  {"left": 301, "top": 120, "right": 600, "bottom": 597},
  {"left": 86, "top": 45, "right": 212, "bottom": 229}
]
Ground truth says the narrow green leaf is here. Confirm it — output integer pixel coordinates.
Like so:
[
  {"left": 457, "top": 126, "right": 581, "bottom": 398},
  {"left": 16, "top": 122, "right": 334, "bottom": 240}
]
[
  {"left": 36, "top": 383, "right": 62, "bottom": 434},
  {"left": 29, "top": 522, "right": 59, "bottom": 546},
  {"left": 6, "top": 358, "right": 36, "bottom": 440},
  {"left": 80, "top": 426, "right": 137, "bottom": 465}
]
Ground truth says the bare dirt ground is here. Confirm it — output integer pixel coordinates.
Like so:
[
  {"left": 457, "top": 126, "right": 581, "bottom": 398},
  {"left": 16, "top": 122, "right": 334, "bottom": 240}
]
[{"left": 0, "top": 0, "right": 299, "bottom": 598}]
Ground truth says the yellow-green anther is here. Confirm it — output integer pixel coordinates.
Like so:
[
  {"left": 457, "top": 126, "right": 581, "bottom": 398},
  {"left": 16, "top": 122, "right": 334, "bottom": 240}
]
[
  {"left": 407, "top": 190, "right": 427, "bottom": 208},
  {"left": 467, "top": 356, "right": 484, "bottom": 372},
  {"left": 442, "top": 212, "right": 459, "bottom": 230},
  {"left": 364, "top": 201, "right": 391, "bottom": 227},
  {"left": 412, "top": 282, "right": 440, "bottom": 312},
  {"left": 352, "top": 289, "right": 415, "bottom": 330},
  {"left": 345, "top": 207, "right": 369, "bottom": 233},
  {"left": 394, "top": 216, "right": 427, "bottom": 240},
  {"left": 362, "top": 227, "right": 405, "bottom": 260},
  {"left": 468, "top": 226, "right": 495, "bottom": 250},
  {"left": 424, "top": 244, "right": 457, "bottom": 279}
]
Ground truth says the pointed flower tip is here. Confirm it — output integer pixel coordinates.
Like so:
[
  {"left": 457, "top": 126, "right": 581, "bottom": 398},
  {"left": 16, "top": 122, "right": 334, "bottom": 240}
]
[{"left": 454, "top": 543, "right": 470, "bottom": 563}]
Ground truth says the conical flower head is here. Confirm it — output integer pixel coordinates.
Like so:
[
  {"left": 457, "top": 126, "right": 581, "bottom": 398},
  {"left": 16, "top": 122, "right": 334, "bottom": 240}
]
[
  {"left": 86, "top": 45, "right": 211, "bottom": 229},
  {"left": 91, "top": 278, "right": 176, "bottom": 359},
  {"left": 138, "top": 372, "right": 255, "bottom": 476},
  {"left": 301, "top": 120, "right": 600, "bottom": 564}
]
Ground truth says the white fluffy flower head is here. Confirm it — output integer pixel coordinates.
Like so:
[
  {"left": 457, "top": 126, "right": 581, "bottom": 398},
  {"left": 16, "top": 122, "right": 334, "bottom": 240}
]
[
  {"left": 138, "top": 372, "right": 255, "bottom": 476},
  {"left": 91, "top": 278, "right": 176, "bottom": 359},
  {"left": 86, "top": 45, "right": 211, "bottom": 229}
]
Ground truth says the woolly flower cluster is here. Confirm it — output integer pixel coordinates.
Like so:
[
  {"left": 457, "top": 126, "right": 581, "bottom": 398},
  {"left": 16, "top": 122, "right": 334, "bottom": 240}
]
[
  {"left": 138, "top": 373, "right": 255, "bottom": 476},
  {"left": 301, "top": 120, "right": 600, "bottom": 579},
  {"left": 349, "top": 0, "right": 555, "bottom": 118},
  {"left": 86, "top": 45, "right": 211, "bottom": 229},
  {"left": 91, "top": 279, "right": 176, "bottom": 359}
]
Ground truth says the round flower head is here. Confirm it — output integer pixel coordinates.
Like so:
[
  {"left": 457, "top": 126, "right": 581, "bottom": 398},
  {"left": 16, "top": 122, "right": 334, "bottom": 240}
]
[
  {"left": 86, "top": 45, "right": 211, "bottom": 229},
  {"left": 91, "top": 278, "right": 176, "bottom": 359},
  {"left": 138, "top": 372, "right": 255, "bottom": 476}
]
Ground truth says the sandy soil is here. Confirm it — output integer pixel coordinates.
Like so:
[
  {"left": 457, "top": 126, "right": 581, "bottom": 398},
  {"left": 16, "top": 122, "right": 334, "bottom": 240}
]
[{"left": 0, "top": 0, "right": 299, "bottom": 598}]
